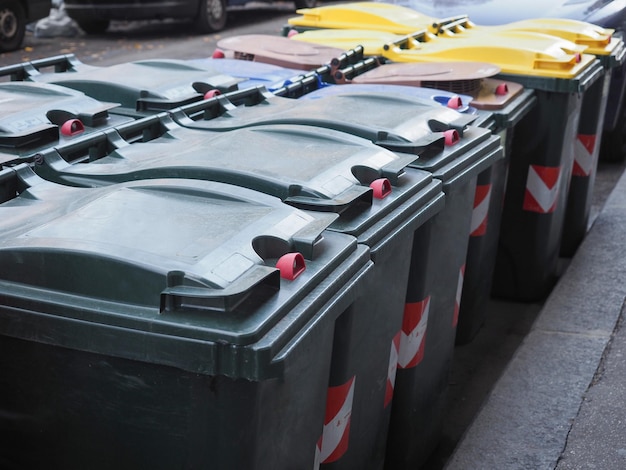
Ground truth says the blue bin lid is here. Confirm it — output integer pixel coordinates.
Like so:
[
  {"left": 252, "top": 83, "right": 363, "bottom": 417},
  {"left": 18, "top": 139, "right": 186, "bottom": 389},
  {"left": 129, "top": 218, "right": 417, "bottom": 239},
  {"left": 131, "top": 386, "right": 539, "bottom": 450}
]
[{"left": 188, "top": 57, "right": 306, "bottom": 92}]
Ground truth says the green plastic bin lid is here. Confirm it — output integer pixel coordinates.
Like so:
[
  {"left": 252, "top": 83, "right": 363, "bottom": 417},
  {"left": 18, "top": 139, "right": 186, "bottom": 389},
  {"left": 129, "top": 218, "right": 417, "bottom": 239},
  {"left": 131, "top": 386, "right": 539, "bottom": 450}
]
[
  {"left": 216, "top": 34, "right": 346, "bottom": 70},
  {"left": 172, "top": 85, "right": 502, "bottom": 189},
  {"left": 0, "top": 81, "right": 130, "bottom": 162},
  {"left": 24, "top": 54, "right": 242, "bottom": 116},
  {"left": 172, "top": 86, "right": 477, "bottom": 156},
  {"left": 291, "top": 28, "right": 599, "bottom": 80},
  {"left": 34, "top": 115, "right": 443, "bottom": 245},
  {"left": 0, "top": 163, "right": 373, "bottom": 379}
]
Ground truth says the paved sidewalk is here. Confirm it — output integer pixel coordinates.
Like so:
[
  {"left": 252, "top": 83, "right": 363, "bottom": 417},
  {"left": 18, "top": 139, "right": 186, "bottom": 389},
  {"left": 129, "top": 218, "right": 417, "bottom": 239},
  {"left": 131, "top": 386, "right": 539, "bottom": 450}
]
[{"left": 446, "top": 165, "right": 626, "bottom": 469}]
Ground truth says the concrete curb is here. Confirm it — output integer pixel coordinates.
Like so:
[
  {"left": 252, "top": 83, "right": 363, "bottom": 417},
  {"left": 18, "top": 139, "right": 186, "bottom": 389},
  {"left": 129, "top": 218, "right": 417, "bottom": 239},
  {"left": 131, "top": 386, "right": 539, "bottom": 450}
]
[{"left": 445, "top": 168, "right": 626, "bottom": 469}]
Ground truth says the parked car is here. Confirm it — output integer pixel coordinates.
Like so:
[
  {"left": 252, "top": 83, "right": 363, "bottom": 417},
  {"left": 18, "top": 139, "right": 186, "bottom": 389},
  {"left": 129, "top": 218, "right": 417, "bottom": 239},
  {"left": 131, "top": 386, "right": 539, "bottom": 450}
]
[
  {"left": 63, "top": 0, "right": 317, "bottom": 35},
  {"left": 1, "top": 0, "right": 52, "bottom": 51},
  {"left": 387, "top": 0, "right": 626, "bottom": 30}
]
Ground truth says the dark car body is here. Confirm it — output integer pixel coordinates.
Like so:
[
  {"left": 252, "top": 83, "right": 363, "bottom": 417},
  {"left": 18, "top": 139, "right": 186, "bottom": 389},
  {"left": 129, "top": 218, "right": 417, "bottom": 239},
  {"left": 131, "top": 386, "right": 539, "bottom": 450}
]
[
  {"left": 1, "top": 0, "right": 52, "bottom": 51},
  {"left": 390, "top": 0, "right": 626, "bottom": 30},
  {"left": 63, "top": 0, "right": 316, "bottom": 34}
]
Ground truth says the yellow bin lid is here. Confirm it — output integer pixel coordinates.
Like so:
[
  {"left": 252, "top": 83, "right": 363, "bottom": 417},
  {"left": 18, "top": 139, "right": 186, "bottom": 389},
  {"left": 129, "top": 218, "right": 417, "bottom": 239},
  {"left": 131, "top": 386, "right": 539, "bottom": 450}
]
[
  {"left": 288, "top": 2, "right": 617, "bottom": 57},
  {"left": 291, "top": 28, "right": 595, "bottom": 79}
]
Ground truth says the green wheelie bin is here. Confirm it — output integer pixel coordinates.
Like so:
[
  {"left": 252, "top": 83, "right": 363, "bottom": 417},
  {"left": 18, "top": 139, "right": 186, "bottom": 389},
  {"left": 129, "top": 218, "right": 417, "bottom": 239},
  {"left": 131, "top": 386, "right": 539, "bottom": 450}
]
[
  {"left": 19, "top": 112, "right": 446, "bottom": 470},
  {"left": 0, "top": 162, "right": 374, "bottom": 470}
]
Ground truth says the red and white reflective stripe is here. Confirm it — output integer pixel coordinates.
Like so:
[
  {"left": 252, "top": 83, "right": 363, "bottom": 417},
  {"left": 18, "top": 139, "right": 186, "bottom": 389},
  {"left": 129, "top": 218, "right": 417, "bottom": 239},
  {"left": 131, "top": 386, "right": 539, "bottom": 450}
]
[
  {"left": 452, "top": 265, "right": 465, "bottom": 328},
  {"left": 384, "top": 332, "right": 401, "bottom": 408},
  {"left": 314, "top": 439, "right": 321, "bottom": 470},
  {"left": 398, "top": 297, "right": 430, "bottom": 369},
  {"left": 523, "top": 164, "right": 563, "bottom": 214},
  {"left": 573, "top": 134, "right": 597, "bottom": 177},
  {"left": 320, "top": 376, "right": 356, "bottom": 464},
  {"left": 470, "top": 183, "right": 492, "bottom": 237}
]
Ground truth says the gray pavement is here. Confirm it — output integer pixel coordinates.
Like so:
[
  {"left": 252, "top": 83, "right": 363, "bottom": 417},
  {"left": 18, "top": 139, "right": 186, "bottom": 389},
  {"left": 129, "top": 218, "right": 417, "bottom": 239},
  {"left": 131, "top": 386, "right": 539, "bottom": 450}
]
[{"left": 445, "top": 159, "right": 626, "bottom": 469}]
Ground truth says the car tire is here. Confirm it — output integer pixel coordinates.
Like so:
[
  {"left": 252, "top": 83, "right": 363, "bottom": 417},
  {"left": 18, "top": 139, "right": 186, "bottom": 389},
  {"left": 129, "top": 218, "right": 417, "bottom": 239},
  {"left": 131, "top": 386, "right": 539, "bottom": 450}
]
[
  {"left": 294, "top": 0, "right": 316, "bottom": 9},
  {"left": 0, "top": 0, "right": 26, "bottom": 53},
  {"left": 195, "top": 0, "right": 227, "bottom": 33},
  {"left": 76, "top": 19, "right": 110, "bottom": 34}
]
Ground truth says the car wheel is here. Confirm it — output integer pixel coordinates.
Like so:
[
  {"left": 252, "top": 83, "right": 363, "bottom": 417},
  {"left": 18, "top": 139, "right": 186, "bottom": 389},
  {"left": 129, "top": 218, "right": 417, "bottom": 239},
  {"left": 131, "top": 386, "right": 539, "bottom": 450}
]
[
  {"left": 195, "top": 0, "right": 227, "bottom": 33},
  {"left": 0, "top": 0, "right": 26, "bottom": 53},
  {"left": 76, "top": 19, "right": 110, "bottom": 34},
  {"left": 294, "top": 0, "right": 316, "bottom": 9}
]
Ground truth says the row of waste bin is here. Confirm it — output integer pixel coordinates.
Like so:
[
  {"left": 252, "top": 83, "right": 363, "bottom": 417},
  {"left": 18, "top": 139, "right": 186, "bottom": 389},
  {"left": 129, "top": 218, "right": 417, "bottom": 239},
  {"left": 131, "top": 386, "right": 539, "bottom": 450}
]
[{"left": 0, "top": 6, "right": 623, "bottom": 469}]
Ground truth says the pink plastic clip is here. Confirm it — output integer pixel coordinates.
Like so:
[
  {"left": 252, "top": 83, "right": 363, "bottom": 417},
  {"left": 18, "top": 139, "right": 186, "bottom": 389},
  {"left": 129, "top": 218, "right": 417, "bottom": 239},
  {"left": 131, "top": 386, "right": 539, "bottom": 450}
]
[
  {"left": 495, "top": 83, "right": 509, "bottom": 96},
  {"left": 287, "top": 29, "right": 299, "bottom": 38},
  {"left": 276, "top": 253, "right": 306, "bottom": 280},
  {"left": 370, "top": 178, "right": 392, "bottom": 199},
  {"left": 446, "top": 96, "right": 463, "bottom": 109},
  {"left": 61, "top": 119, "right": 84, "bottom": 136},
  {"left": 204, "top": 89, "right": 221, "bottom": 100},
  {"left": 444, "top": 129, "right": 460, "bottom": 146}
]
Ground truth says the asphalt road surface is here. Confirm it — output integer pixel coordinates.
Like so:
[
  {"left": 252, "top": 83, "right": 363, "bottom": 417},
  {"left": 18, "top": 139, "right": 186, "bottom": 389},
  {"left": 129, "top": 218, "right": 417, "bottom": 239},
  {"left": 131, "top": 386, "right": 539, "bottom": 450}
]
[{"left": 0, "top": 2, "right": 302, "bottom": 68}]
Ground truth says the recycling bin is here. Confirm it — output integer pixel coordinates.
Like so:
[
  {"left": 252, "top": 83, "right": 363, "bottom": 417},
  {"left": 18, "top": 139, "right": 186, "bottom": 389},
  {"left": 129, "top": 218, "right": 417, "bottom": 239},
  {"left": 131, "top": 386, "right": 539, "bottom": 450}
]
[
  {"left": 429, "top": 14, "right": 623, "bottom": 256},
  {"left": 0, "top": 162, "right": 375, "bottom": 470},
  {"left": 559, "top": 38, "right": 624, "bottom": 256},
  {"left": 286, "top": 0, "right": 624, "bottom": 140},
  {"left": 29, "top": 113, "right": 446, "bottom": 470},
  {"left": 166, "top": 86, "right": 502, "bottom": 467},
  {"left": 12, "top": 54, "right": 242, "bottom": 118},
  {"left": 0, "top": 78, "right": 131, "bottom": 166},
  {"left": 291, "top": 27, "right": 605, "bottom": 299},
  {"left": 492, "top": 61, "right": 605, "bottom": 300},
  {"left": 337, "top": 63, "right": 536, "bottom": 341}
]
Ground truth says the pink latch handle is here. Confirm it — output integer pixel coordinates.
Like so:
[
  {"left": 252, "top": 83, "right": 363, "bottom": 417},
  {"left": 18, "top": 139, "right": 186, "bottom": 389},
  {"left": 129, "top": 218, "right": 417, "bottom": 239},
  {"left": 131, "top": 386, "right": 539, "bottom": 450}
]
[
  {"left": 61, "top": 119, "right": 84, "bottom": 136},
  {"left": 370, "top": 178, "right": 392, "bottom": 199},
  {"left": 212, "top": 49, "right": 225, "bottom": 59},
  {"left": 495, "top": 83, "right": 509, "bottom": 96},
  {"left": 447, "top": 96, "right": 463, "bottom": 109},
  {"left": 444, "top": 129, "right": 460, "bottom": 146},
  {"left": 204, "top": 89, "right": 222, "bottom": 100},
  {"left": 287, "top": 29, "right": 299, "bottom": 38},
  {"left": 575, "top": 53, "right": 582, "bottom": 63},
  {"left": 276, "top": 253, "right": 306, "bottom": 280}
]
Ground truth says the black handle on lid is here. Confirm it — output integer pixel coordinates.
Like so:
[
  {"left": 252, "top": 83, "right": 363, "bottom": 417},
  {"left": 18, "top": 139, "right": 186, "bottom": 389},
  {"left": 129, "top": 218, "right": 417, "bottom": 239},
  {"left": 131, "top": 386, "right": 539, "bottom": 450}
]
[
  {"left": 160, "top": 266, "right": 280, "bottom": 314},
  {"left": 28, "top": 54, "right": 85, "bottom": 75},
  {"left": 272, "top": 74, "right": 324, "bottom": 99},
  {"left": 46, "top": 105, "right": 116, "bottom": 129},
  {"left": 374, "top": 133, "right": 445, "bottom": 158},
  {"left": 0, "top": 62, "right": 37, "bottom": 81},
  {"left": 428, "top": 114, "right": 478, "bottom": 136},
  {"left": 285, "top": 186, "right": 372, "bottom": 216},
  {"left": 333, "top": 57, "right": 380, "bottom": 84},
  {"left": 251, "top": 212, "right": 338, "bottom": 260},
  {"left": 0, "top": 124, "right": 59, "bottom": 151},
  {"left": 192, "top": 81, "right": 239, "bottom": 95},
  {"left": 330, "top": 45, "right": 366, "bottom": 70},
  {"left": 109, "top": 113, "right": 178, "bottom": 144}
]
